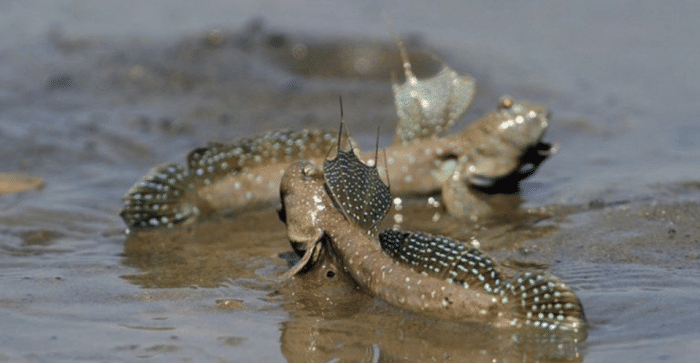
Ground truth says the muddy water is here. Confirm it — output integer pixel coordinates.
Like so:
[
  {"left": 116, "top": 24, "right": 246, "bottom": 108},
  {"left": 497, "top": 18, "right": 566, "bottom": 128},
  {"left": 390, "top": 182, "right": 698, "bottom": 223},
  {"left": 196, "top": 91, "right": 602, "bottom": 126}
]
[{"left": 2, "top": 1, "right": 700, "bottom": 362}]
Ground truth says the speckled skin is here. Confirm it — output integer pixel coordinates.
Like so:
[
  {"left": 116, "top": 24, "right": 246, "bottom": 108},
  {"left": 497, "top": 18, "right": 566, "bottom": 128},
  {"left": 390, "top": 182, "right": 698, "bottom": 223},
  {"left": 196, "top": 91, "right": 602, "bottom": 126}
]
[
  {"left": 279, "top": 156, "right": 586, "bottom": 337},
  {"left": 121, "top": 97, "right": 551, "bottom": 230},
  {"left": 121, "top": 129, "right": 341, "bottom": 229},
  {"left": 121, "top": 35, "right": 554, "bottom": 230}
]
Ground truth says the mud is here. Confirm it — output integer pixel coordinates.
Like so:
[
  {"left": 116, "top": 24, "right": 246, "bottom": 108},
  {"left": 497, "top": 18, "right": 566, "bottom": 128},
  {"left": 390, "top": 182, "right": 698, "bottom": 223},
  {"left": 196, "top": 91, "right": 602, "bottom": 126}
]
[{"left": 1, "top": 1, "right": 699, "bottom": 362}]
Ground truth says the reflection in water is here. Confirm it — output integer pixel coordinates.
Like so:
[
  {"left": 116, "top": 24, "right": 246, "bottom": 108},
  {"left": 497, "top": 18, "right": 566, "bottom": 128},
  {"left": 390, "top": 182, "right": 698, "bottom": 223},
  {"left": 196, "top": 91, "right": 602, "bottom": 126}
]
[
  {"left": 280, "top": 294, "right": 584, "bottom": 362},
  {"left": 279, "top": 241, "right": 584, "bottom": 362},
  {"left": 120, "top": 199, "right": 585, "bottom": 361},
  {"left": 276, "top": 202, "right": 582, "bottom": 362},
  {"left": 121, "top": 209, "right": 289, "bottom": 288}
]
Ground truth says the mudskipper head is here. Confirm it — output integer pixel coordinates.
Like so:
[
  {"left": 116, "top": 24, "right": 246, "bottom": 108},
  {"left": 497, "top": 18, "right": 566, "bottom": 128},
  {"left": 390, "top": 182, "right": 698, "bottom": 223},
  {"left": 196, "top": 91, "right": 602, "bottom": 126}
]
[
  {"left": 491, "top": 96, "right": 551, "bottom": 152},
  {"left": 440, "top": 97, "right": 554, "bottom": 216},
  {"left": 278, "top": 113, "right": 393, "bottom": 275},
  {"left": 461, "top": 96, "right": 554, "bottom": 190},
  {"left": 279, "top": 102, "right": 392, "bottom": 242},
  {"left": 278, "top": 159, "right": 329, "bottom": 277},
  {"left": 279, "top": 160, "right": 326, "bottom": 248}
]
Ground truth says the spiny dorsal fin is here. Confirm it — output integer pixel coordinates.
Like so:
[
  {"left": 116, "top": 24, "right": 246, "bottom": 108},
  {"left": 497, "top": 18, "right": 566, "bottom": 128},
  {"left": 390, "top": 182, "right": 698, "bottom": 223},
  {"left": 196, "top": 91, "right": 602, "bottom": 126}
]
[
  {"left": 323, "top": 122, "right": 391, "bottom": 232},
  {"left": 390, "top": 32, "right": 476, "bottom": 144}
]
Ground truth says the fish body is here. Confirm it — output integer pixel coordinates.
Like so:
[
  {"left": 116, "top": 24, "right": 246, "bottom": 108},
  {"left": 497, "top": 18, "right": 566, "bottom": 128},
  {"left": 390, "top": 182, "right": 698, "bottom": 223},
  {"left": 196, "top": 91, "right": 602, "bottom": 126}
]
[
  {"left": 278, "top": 141, "right": 585, "bottom": 337},
  {"left": 122, "top": 98, "right": 551, "bottom": 230},
  {"left": 121, "top": 129, "right": 339, "bottom": 229},
  {"left": 121, "top": 34, "right": 553, "bottom": 230},
  {"left": 378, "top": 229, "right": 585, "bottom": 333}
]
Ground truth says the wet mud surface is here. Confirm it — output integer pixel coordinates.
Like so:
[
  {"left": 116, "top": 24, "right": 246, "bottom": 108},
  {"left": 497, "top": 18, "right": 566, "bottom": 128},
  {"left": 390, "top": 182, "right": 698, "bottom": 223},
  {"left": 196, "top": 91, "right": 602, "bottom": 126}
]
[{"left": 2, "top": 1, "right": 700, "bottom": 362}]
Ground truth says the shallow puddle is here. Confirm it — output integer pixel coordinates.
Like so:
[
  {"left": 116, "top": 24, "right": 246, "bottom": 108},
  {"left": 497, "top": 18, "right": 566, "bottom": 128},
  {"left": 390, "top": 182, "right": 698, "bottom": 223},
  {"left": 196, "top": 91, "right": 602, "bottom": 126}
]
[{"left": 2, "top": 1, "right": 700, "bottom": 362}]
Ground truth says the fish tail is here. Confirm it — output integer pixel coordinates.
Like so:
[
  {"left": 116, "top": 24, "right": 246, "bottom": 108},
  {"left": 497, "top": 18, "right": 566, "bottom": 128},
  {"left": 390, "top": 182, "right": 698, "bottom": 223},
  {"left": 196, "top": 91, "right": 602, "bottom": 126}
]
[
  {"left": 508, "top": 272, "right": 586, "bottom": 336},
  {"left": 120, "top": 163, "right": 199, "bottom": 230}
]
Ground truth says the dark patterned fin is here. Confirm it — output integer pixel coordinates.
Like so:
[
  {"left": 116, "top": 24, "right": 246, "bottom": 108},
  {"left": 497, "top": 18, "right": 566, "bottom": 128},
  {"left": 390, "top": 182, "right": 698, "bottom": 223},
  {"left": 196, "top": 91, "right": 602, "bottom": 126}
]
[
  {"left": 379, "top": 229, "right": 586, "bottom": 336},
  {"left": 120, "top": 164, "right": 198, "bottom": 230},
  {"left": 378, "top": 229, "right": 509, "bottom": 294},
  {"left": 323, "top": 125, "right": 391, "bottom": 231},
  {"left": 508, "top": 272, "right": 586, "bottom": 335}
]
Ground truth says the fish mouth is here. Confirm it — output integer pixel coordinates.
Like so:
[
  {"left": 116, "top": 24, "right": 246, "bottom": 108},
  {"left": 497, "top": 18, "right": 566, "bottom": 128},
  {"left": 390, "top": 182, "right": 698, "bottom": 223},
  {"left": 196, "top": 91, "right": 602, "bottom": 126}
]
[
  {"left": 513, "top": 141, "right": 555, "bottom": 179},
  {"left": 469, "top": 141, "right": 554, "bottom": 194}
]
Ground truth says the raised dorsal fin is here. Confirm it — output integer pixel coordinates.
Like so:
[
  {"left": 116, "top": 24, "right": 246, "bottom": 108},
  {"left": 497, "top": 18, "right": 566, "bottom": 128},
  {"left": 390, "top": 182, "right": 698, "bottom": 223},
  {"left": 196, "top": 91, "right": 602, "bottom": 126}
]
[
  {"left": 391, "top": 34, "right": 476, "bottom": 144},
  {"left": 323, "top": 120, "right": 392, "bottom": 232}
]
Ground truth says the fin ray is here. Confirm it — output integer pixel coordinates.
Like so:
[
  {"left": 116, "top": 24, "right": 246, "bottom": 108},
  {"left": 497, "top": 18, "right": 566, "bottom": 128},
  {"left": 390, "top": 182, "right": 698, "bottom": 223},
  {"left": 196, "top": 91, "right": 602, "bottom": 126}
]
[
  {"left": 323, "top": 129, "right": 391, "bottom": 232},
  {"left": 509, "top": 272, "right": 586, "bottom": 335},
  {"left": 393, "top": 63, "right": 476, "bottom": 143}
]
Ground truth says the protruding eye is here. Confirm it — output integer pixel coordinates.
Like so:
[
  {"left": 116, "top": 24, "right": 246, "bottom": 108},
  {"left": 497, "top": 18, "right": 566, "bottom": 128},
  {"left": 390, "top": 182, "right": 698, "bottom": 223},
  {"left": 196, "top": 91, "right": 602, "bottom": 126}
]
[
  {"left": 498, "top": 96, "right": 514, "bottom": 110},
  {"left": 436, "top": 152, "right": 458, "bottom": 162},
  {"left": 302, "top": 163, "right": 319, "bottom": 177}
]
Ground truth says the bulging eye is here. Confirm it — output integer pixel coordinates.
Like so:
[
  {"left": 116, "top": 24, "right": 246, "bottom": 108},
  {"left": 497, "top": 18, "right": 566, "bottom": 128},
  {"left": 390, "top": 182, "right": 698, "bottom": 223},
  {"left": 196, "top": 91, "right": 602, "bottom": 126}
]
[
  {"left": 302, "top": 163, "right": 319, "bottom": 177},
  {"left": 498, "top": 96, "right": 514, "bottom": 110},
  {"left": 437, "top": 152, "right": 458, "bottom": 162}
]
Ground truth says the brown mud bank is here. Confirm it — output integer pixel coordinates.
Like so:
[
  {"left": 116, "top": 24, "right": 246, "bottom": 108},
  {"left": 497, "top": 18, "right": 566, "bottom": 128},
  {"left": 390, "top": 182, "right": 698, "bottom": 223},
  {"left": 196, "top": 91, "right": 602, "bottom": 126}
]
[{"left": 1, "top": 3, "right": 700, "bottom": 361}]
